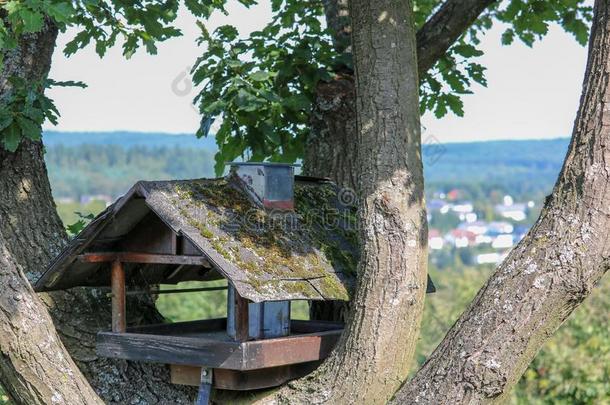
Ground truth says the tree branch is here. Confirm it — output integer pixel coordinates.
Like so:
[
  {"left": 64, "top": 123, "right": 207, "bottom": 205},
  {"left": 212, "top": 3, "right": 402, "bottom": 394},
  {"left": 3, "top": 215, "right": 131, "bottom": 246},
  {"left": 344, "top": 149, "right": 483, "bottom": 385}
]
[
  {"left": 0, "top": 20, "right": 101, "bottom": 404},
  {"left": 416, "top": 0, "right": 496, "bottom": 75},
  {"left": 323, "top": 0, "right": 498, "bottom": 75},
  {"left": 0, "top": 225, "right": 102, "bottom": 404},
  {"left": 393, "top": 0, "right": 610, "bottom": 402}
]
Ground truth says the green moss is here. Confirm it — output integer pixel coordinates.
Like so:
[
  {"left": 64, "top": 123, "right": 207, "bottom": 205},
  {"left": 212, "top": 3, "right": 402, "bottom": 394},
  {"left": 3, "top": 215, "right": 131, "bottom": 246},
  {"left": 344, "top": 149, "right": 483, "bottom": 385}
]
[
  {"left": 170, "top": 178, "right": 355, "bottom": 297},
  {"left": 210, "top": 239, "right": 231, "bottom": 260},
  {"left": 280, "top": 280, "right": 317, "bottom": 297},
  {"left": 188, "top": 218, "right": 214, "bottom": 239},
  {"left": 316, "top": 276, "right": 350, "bottom": 301}
]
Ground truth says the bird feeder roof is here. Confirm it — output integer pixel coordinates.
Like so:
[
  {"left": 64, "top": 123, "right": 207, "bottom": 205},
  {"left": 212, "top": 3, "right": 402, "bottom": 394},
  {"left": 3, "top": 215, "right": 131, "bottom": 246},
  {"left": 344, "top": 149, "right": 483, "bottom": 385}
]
[{"left": 35, "top": 175, "right": 359, "bottom": 302}]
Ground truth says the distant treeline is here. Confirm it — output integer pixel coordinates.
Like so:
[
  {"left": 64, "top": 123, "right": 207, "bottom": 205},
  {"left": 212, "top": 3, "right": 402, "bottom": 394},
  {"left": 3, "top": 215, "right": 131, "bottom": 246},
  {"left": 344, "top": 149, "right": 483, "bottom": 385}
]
[
  {"left": 45, "top": 137, "right": 569, "bottom": 200},
  {"left": 422, "top": 137, "right": 569, "bottom": 201},
  {"left": 46, "top": 144, "right": 216, "bottom": 199}
]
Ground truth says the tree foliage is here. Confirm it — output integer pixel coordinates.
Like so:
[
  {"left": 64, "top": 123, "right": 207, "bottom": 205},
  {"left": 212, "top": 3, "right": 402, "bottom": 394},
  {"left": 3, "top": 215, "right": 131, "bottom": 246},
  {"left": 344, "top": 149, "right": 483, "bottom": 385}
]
[
  {"left": 192, "top": 0, "right": 592, "bottom": 174},
  {"left": 0, "top": 0, "right": 593, "bottom": 169},
  {"left": 0, "top": 0, "right": 185, "bottom": 151}
]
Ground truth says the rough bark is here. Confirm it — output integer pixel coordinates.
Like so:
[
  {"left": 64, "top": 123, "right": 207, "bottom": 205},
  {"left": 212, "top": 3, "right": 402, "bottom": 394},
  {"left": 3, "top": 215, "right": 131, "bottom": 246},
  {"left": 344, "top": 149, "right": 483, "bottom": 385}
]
[
  {"left": 304, "top": 0, "right": 497, "bottom": 192},
  {"left": 286, "top": 1, "right": 428, "bottom": 404},
  {"left": 308, "top": 0, "right": 497, "bottom": 322},
  {"left": 393, "top": 0, "right": 610, "bottom": 402},
  {"left": 416, "top": 0, "right": 496, "bottom": 75},
  {"left": 0, "top": 18, "right": 196, "bottom": 405},
  {"left": 0, "top": 143, "right": 103, "bottom": 405},
  {"left": 0, "top": 20, "right": 101, "bottom": 405},
  {"left": 322, "top": 0, "right": 351, "bottom": 54}
]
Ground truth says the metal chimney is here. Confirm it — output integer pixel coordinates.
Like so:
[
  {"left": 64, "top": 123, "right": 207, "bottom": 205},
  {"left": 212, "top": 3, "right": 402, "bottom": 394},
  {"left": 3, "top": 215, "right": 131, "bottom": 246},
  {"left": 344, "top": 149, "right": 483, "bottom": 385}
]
[{"left": 228, "top": 162, "right": 299, "bottom": 210}]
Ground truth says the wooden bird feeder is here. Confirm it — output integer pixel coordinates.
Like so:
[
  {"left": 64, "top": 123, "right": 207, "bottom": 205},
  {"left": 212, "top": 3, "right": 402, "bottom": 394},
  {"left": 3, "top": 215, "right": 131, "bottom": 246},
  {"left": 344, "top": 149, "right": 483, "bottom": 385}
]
[{"left": 36, "top": 163, "right": 434, "bottom": 403}]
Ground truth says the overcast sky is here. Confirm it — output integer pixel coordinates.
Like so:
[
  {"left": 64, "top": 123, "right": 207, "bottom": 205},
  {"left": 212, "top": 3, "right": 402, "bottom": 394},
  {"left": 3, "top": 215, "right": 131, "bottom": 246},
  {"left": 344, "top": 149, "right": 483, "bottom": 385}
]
[{"left": 44, "top": 1, "right": 590, "bottom": 143}]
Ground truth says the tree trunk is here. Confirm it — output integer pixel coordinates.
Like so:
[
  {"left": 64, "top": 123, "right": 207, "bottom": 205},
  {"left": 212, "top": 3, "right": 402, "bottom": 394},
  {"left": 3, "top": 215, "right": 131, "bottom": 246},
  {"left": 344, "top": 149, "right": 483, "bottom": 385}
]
[
  {"left": 393, "top": 0, "right": 610, "bottom": 402},
  {"left": 0, "top": 19, "right": 196, "bottom": 405},
  {"left": 288, "top": 1, "right": 428, "bottom": 404},
  {"left": 304, "top": 0, "right": 497, "bottom": 190},
  {"left": 0, "top": 20, "right": 101, "bottom": 405},
  {"left": 308, "top": 0, "right": 498, "bottom": 322}
]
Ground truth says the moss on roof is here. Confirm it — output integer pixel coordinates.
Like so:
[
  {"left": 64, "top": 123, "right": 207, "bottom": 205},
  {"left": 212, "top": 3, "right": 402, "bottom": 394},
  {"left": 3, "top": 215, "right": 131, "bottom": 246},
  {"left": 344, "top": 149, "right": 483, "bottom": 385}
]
[
  {"left": 36, "top": 175, "right": 357, "bottom": 301},
  {"left": 163, "top": 176, "right": 356, "bottom": 301}
]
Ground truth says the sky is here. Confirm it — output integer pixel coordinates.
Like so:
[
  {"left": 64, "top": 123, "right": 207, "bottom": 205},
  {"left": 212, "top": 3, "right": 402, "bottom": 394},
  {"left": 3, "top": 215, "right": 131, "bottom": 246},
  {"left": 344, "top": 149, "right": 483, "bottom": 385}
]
[{"left": 44, "top": 1, "right": 590, "bottom": 144}]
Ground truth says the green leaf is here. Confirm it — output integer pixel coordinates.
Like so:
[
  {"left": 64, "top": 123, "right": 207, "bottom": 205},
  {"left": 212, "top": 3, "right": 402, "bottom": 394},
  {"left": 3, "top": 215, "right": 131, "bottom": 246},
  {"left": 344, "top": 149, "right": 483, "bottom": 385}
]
[
  {"left": 282, "top": 94, "right": 310, "bottom": 111},
  {"left": 434, "top": 99, "right": 447, "bottom": 119},
  {"left": 249, "top": 71, "right": 272, "bottom": 81},
  {"left": 0, "top": 112, "right": 13, "bottom": 131},
  {"left": 47, "top": 2, "right": 74, "bottom": 24},
  {"left": 64, "top": 31, "right": 92, "bottom": 56},
  {"left": 16, "top": 116, "right": 41, "bottom": 140},
  {"left": 453, "top": 44, "right": 484, "bottom": 58},
  {"left": 216, "top": 25, "right": 239, "bottom": 41},
  {"left": 19, "top": 8, "right": 44, "bottom": 33},
  {"left": 445, "top": 94, "right": 464, "bottom": 116},
  {"left": 67, "top": 219, "right": 87, "bottom": 236},
  {"left": 22, "top": 105, "right": 44, "bottom": 123},
  {"left": 185, "top": 0, "right": 214, "bottom": 18},
  {"left": 501, "top": 29, "right": 515, "bottom": 45},
  {"left": 2, "top": 121, "right": 22, "bottom": 152}
]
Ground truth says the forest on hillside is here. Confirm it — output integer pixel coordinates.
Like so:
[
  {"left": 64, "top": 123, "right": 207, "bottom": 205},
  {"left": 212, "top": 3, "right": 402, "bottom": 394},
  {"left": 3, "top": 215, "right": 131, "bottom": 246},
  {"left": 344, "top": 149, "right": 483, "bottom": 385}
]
[{"left": 45, "top": 137, "right": 569, "bottom": 202}]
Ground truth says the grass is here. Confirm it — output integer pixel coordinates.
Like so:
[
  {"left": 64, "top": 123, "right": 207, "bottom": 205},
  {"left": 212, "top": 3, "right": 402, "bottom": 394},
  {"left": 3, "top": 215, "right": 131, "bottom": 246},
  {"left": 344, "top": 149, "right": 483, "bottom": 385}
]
[{"left": 155, "top": 280, "right": 310, "bottom": 322}]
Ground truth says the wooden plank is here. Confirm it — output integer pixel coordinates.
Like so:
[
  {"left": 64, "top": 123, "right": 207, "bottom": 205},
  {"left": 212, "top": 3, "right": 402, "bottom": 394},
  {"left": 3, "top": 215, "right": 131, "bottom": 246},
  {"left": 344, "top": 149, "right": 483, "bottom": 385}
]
[
  {"left": 96, "top": 332, "right": 242, "bottom": 369},
  {"left": 119, "top": 212, "right": 177, "bottom": 254},
  {"left": 111, "top": 261, "right": 126, "bottom": 333},
  {"left": 171, "top": 362, "right": 321, "bottom": 391},
  {"left": 290, "top": 319, "right": 344, "bottom": 334},
  {"left": 126, "top": 318, "right": 341, "bottom": 337},
  {"left": 78, "top": 252, "right": 210, "bottom": 266},
  {"left": 97, "top": 322, "right": 342, "bottom": 370},
  {"left": 241, "top": 329, "right": 342, "bottom": 370},
  {"left": 119, "top": 286, "right": 228, "bottom": 297},
  {"left": 234, "top": 292, "right": 249, "bottom": 342},
  {"left": 126, "top": 318, "right": 227, "bottom": 336}
]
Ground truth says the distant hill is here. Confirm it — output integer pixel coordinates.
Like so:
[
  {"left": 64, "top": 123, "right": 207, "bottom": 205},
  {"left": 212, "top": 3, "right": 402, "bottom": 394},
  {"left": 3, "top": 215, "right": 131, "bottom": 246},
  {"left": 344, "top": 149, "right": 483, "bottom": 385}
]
[
  {"left": 422, "top": 137, "right": 570, "bottom": 198},
  {"left": 43, "top": 130, "right": 218, "bottom": 150},
  {"left": 43, "top": 131, "right": 570, "bottom": 201}
]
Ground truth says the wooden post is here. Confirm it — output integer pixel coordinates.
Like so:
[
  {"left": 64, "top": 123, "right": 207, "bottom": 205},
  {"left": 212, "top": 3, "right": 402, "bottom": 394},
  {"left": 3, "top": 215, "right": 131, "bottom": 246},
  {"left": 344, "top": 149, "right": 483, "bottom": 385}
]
[
  {"left": 234, "top": 293, "right": 249, "bottom": 342},
  {"left": 111, "top": 260, "right": 126, "bottom": 333},
  {"left": 195, "top": 368, "right": 213, "bottom": 405}
]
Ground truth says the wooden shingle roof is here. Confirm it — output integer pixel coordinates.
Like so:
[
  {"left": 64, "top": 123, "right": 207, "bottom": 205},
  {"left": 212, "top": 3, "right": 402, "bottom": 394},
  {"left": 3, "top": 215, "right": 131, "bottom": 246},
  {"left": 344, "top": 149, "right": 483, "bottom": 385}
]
[{"left": 36, "top": 176, "right": 358, "bottom": 302}]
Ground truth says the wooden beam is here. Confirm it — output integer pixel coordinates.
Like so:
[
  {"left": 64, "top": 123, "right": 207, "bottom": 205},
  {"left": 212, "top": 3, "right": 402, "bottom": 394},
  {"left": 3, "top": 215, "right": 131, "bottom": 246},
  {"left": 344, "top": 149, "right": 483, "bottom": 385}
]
[
  {"left": 78, "top": 252, "right": 211, "bottom": 267},
  {"left": 96, "top": 332, "right": 243, "bottom": 369},
  {"left": 111, "top": 260, "right": 126, "bottom": 333},
  {"left": 126, "top": 318, "right": 227, "bottom": 336},
  {"left": 241, "top": 330, "right": 341, "bottom": 370},
  {"left": 112, "top": 286, "right": 228, "bottom": 297},
  {"left": 96, "top": 329, "right": 342, "bottom": 370},
  {"left": 171, "top": 362, "right": 321, "bottom": 391},
  {"left": 290, "top": 319, "right": 344, "bottom": 333},
  {"left": 234, "top": 292, "right": 249, "bottom": 342}
]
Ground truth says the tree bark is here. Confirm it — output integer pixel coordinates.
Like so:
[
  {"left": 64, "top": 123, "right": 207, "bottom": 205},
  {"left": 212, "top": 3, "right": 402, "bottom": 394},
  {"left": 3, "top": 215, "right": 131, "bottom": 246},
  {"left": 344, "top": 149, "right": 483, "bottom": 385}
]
[
  {"left": 0, "top": 18, "right": 196, "bottom": 405},
  {"left": 416, "top": 0, "right": 496, "bottom": 75},
  {"left": 308, "top": 0, "right": 497, "bottom": 322},
  {"left": 0, "top": 20, "right": 101, "bottom": 405},
  {"left": 393, "top": 0, "right": 610, "bottom": 402},
  {"left": 287, "top": 1, "right": 428, "bottom": 404},
  {"left": 304, "top": 0, "right": 497, "bottom": 191},
  {"left": 0, "top": 142, "right": 103, "bottom": 405}
]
